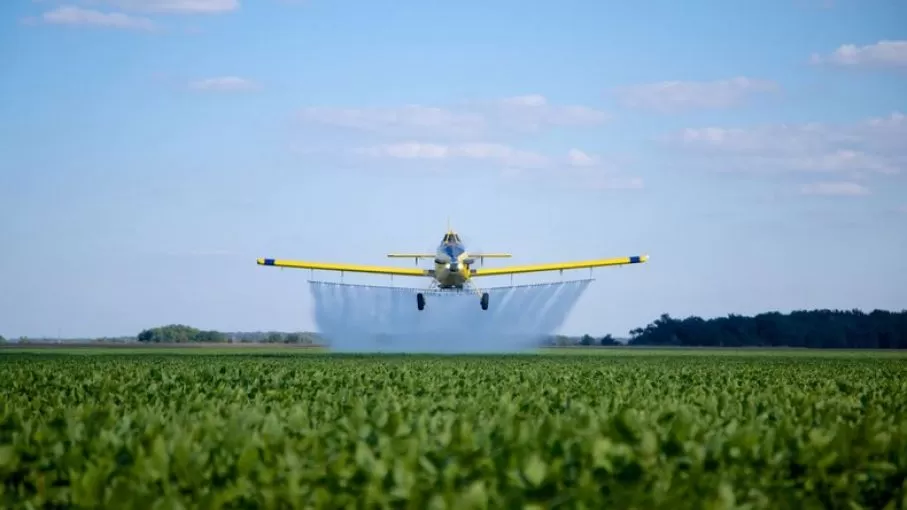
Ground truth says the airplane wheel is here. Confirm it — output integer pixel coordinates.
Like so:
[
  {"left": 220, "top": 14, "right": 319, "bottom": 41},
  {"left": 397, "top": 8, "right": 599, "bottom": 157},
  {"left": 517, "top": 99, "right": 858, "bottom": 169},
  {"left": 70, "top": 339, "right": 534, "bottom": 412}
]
[
  {"left": 417, "top": 293, "right": 425, "bottom": 311},
  {"left": 480, "top": 292, "right": 489, "bottom": 310}
]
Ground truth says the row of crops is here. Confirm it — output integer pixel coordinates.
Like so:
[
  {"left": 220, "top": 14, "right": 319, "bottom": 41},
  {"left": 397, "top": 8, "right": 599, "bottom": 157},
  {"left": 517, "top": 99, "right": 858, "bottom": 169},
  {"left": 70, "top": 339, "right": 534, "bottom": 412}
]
[{"left": 1, "top": 349, "right": 905, "bottom": 508}]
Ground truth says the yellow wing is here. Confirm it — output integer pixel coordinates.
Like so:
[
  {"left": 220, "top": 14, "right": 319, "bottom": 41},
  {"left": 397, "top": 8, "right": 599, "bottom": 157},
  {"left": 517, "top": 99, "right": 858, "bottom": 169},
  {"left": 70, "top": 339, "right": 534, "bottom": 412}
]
[
  {"left": 257, "top": 258, "right": 431, "bottom": 277},
  {"left": 470, "top": 255, "right": 648, "bottom": 277}
]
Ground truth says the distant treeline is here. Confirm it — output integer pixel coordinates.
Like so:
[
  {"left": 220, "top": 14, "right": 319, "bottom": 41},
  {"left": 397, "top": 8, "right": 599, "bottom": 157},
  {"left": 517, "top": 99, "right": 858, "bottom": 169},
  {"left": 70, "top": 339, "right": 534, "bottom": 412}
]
[
  {"left": 628, "top": 310, "right": 907, "bottom": 349},
  {"left": 136, "top": 325, "right": 322, "bottom": 345},
  {"left": 6, "top": 309, "right": 906, "bottom": 349},
  {"left": 133, "top": 325, "right": 616, "bottom": 346},
  {"left": 548, "top": 334, "right": 621, "bottom": 347}
]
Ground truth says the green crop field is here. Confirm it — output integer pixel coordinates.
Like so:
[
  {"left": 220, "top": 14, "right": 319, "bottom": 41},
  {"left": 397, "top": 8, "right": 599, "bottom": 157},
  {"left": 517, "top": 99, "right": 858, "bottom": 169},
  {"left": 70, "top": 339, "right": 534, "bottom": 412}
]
[{"left": 1, "top": 348, "right": 905, "bottom": 508}]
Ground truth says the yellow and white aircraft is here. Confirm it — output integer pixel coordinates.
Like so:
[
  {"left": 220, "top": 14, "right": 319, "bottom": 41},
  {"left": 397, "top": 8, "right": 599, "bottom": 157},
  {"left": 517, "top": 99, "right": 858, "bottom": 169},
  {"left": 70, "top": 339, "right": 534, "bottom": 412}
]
[{"left": 257, "top": 228, "right": 648, "bottom": 310}]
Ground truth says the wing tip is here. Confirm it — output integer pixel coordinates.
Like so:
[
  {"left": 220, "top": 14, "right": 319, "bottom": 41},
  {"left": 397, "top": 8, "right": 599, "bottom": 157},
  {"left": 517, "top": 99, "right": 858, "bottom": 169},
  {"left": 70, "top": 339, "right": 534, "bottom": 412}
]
[{"left": 257, "top": 258, "right": 275, "bottom": 266}]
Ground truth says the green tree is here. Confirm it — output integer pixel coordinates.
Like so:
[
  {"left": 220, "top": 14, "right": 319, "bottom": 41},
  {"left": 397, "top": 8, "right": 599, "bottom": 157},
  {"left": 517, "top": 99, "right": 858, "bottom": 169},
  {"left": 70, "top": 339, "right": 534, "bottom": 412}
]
[
  {"left": 600, "top": 334, "right": 618, "bottom": 346},
  {"left": 137, "top": 325, "right": 226, "bottom": 343},
  {"left": 553, "top": 335, "right": 572, "bottom": 346},
  {"left": 627, "top": 309, "right": 907, "bottom": 349}
]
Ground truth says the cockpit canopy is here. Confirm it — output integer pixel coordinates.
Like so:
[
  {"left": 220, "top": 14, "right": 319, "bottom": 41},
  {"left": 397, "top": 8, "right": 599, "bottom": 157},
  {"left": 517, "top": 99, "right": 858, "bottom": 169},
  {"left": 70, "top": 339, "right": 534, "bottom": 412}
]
[{"left": 442, "top": 232, "right": 462, "bottom": 244}]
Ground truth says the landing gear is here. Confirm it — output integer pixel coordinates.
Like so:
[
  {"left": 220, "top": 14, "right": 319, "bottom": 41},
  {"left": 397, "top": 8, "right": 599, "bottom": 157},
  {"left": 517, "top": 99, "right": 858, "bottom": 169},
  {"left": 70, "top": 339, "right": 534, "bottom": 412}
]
[{"left": 415, "top": 286, "right": 488, "bottom": 310}]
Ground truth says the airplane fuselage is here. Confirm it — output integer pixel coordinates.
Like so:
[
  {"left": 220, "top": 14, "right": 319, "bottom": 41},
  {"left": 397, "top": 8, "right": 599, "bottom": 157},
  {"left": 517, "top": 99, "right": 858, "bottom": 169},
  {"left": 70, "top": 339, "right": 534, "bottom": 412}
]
[{"left": 433, "top": 240, "right": 470, "bottom": 288}]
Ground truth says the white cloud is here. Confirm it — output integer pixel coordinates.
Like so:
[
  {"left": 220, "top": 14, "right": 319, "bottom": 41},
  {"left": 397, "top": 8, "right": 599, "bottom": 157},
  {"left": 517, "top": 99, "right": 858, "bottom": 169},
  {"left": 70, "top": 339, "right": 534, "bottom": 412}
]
[
  {"left": 800, "top": 181, "right": 870, "bottom": 196},
  {"left": 40, "top": 5, "right": 156, "bottom": 30},
  {"left": 499, "top": 94, "right": 547, "bottom": 107},
  {"left": 669, "top": 111, "right": 906, "bottom": 177},
  {"left": 584, "top": 175, "right": 645, "bottom": 190},
  {"left": 299, "top": 106, "right": 486, "bottom": 139},
  {"left": 353, "top": 142, "right": 550, "bottom": 169},
  {"left": 87, "top": 0, "right": 238, "bottom": 13},
  {"left": 561, "top": 150, "right": 643, "bottom": 190},
  {"left": 297, "top": 95, "right": 609, "bottom": 140},
  {"left": 293, "top": 94, "right": 633, "bottom": 189},
  {"left": 362, "top": 142, "right": 450, "bottom": 160},
  {"left": 188, "top": 76, "right": 257, "bottom": 91},
  {"left": 465, "top": 95, "right": 610, "bottom": 130},
  {"left": 612, "top": 77, "right": 779, "bottom": 112},
  {"left": 567, "top": 148, "right": 598, "bottom": 167},
  {"left": 351, "top": 142, "right": 642, "bottom": 190},
  {"left": 811, "top": 40, "right": 907, "bottom": 68}
]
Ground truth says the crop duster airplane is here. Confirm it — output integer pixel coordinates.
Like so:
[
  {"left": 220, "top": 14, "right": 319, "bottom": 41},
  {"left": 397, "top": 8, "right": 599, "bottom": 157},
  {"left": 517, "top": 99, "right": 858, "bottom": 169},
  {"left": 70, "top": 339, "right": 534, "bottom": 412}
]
[{"left": 256, "top": 228, "right": 648, "bottom": 311}]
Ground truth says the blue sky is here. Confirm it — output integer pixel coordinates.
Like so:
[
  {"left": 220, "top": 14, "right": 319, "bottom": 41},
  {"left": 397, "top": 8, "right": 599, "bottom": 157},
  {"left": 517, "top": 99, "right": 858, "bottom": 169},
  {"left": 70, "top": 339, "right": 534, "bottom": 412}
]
[{"left": 1, "top": 0, "right": 905, "bottom": 339}]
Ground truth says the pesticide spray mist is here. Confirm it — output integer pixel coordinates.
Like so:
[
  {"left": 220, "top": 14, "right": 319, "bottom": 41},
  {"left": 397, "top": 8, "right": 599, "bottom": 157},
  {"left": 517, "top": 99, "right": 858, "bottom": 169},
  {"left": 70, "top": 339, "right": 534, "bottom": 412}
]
[{"left": 308, "top": 279, "right": 593, "bottom": 353}]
